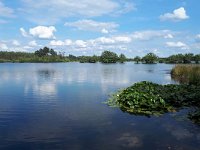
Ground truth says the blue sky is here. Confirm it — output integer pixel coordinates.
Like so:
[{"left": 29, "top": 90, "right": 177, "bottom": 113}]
[{"left": 0, "top": 0, "right": 200, "bottom": 57}]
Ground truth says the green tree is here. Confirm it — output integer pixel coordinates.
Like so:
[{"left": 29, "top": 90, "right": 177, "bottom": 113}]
[
  {"left": 142, "top": 53, "right": 158, "bottom": 64},
  {"left": 49, "top": 48, "right": 57, "bottom": 56},
  {"left": 90, "top": 55, "right": 99, "bottom": 63},
  {"left": 42, "top": 47, "right": 50, "bottom": 56},
  {"left": 158, "top": 58, "right": 165, "bottom": 63},
  {"left": 79, "top": 56, "right": 88, "bottom": 63},
  {"left": 88, "top": 55, "right": 98, "bottom": 63},
  {"left": 35, "top": 47, "right": 57, "bottom": 57},
  {"left": 68, "top": 54, "right": 77, "bottom": 61},
  {"left": 193, "top": 54, "right": 200, "bottom": 64},
  {"left": 166, "top": 53, "right": 195, "bottom": 64},
  {"left": 133, "top": 56, "right": 141, "bottom": 64},
  {"left": 119, "top": 53, "right": 126, "bottom": 63},
  {"left": 183, "top": 53, "right": 193, "bottom": 64},
  {"left": 78, "top": 55, "right": 98, "bottom": 63},
  {"left": 100, "top": 50, "right": 119, "bottom": 63}
]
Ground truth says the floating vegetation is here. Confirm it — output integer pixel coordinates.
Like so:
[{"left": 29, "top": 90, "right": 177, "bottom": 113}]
[
  {"left": 107, "top": 82, "right": 173, "bottom": 116},
  {"left": 106, "top": 81, "right": 200, "bottom": 123}
]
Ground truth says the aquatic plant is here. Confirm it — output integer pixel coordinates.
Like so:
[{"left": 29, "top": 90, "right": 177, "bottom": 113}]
[
  {"left": 107, "top": 81, "right": 173, "bottom": 116},
  {"left": 171, "top": 64, "right": 200, "bottom": 85},
  {"left": 106, "top": 81, "right": 200, "bottom": 121}
]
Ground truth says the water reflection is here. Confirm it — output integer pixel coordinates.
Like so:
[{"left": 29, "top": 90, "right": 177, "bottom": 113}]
[
  {"left": 117, "top": 133, "right": 142, "bottom": 148},
  {"left": 37, "top": 70, "right": 55, "bottom": 79},
  {"left": 0, "top": 63, "right": 174, "bottom": 98},
  {"left": 144, "top": 64, "right": 156, "bottom": 73},
  {"left": 0, "top": 63, "right": 199, "bottom": 149}
]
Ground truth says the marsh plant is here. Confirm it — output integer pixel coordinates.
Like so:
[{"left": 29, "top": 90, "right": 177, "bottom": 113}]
[{"left": 171, "top": 64, "right": 200, "bottom": 85}]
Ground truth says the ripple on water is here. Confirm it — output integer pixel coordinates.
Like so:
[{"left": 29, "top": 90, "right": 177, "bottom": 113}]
[{"left": 0, "top": 63, "right": 199, "bottom": 150}]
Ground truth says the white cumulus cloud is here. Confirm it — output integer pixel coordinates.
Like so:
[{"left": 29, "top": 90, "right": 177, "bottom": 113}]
[
  {"left": 131, "top": 30, "right": 173, "bottom": 40},
  {"left": 74, "top": 40, "right": 87, "bottom": 48},
  {"left": 12, "top": 40, "right": 20, "bottom": 46},
  {"left": 28, "top": 40, "right": 38, "bottom": 47},
  {"left": 113, "top": 36, "right": 132, "bottom": 43},
  {"left": 195, "top": 34, "right": 200, "bottom": 42},
  {"left": 166, "top": 41, "right": 189, "bottom": 49},
  {"left": 92, "top": 36, "right": 132, "bottom": 45},
  {"left": 48, "top": 35, "right": 132, "bottom": 51},
  {"left": 20, "top": 28, "right": 29, "bottom": 37},
  {"left": 50, "top": 40, "right": 65, "bottom": 46},
  {"left": 95, "top": 37, "right": 116, "bottom": 45},
  {"left": 50, "top": 39, "right": 73, "bottom": 46},
  {"left": 29, "top": 26, "right": 56, "bottom": 39},
  {"left": 64, "top": 39, "right": 73, "bottom": 46},
  {"left": 0, "top": 42, "right": 8, "bottom": 50},
  {"left": 113, "top": 1, "right": 136, "bottom": 16},
  {"left": 20, "top": 26, "right": 56, "bottom": 39},
  {"left": 65, "top": 19, "right": 119, "bottom": 34},
  {"left": 101, "top": 28, "right": 109, "bottom": 34},
  {"left": 160, "top": 7, "right": 189, "bottom": 22},
  {"left": 164, "top": 34, "right": 174, "bottom": 39}
]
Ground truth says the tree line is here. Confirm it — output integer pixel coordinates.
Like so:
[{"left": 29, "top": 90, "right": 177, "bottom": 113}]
[
  {"left": 0, "top": 47, "right": 200, "bottom": 64},
  {"left": 133, "top": 53, "right": 200, "bottom": 64},
  {"left": 72, "top": 51, "right": 127, "bottom": 63},
  {"left": 0, "top": 47, "right": 67, "bottom": 63}
]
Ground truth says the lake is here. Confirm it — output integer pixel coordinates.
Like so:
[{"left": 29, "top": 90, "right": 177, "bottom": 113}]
[{"left": 0, "top": 63, "right": 200, "bottom": 150}]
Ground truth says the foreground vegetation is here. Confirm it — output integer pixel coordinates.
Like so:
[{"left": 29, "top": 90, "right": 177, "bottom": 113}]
[
  {"left": 106, "top": 81, "right": 200, "bottom": 124},
  {"left": 106, "top": 65, "right": 200, "bottom": 125}
]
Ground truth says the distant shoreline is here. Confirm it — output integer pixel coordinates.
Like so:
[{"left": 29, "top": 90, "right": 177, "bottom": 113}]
[{"left": 0, "top": 49, "right": 200, "bottom": 64}]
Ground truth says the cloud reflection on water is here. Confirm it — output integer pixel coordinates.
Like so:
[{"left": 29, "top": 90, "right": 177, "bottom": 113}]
[
  {"left": 0, "top": 63, "right": 200, "bottom": 150},
  {"left": 0, "top": 63, "right": 174, "bottom": 98}
]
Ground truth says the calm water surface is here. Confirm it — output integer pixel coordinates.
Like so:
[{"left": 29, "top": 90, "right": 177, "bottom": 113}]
[{"left": 0, "top": 63, "right": 199, "bottom": 150}]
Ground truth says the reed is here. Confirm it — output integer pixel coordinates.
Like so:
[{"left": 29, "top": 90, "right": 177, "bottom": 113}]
[{"left": 171, "top": 64, "right": 200, "bottom": 85}]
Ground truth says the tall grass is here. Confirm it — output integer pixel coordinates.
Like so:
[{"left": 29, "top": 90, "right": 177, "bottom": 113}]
[{"left": 171, "top": 64, "right": 200, "bottom": 85}]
